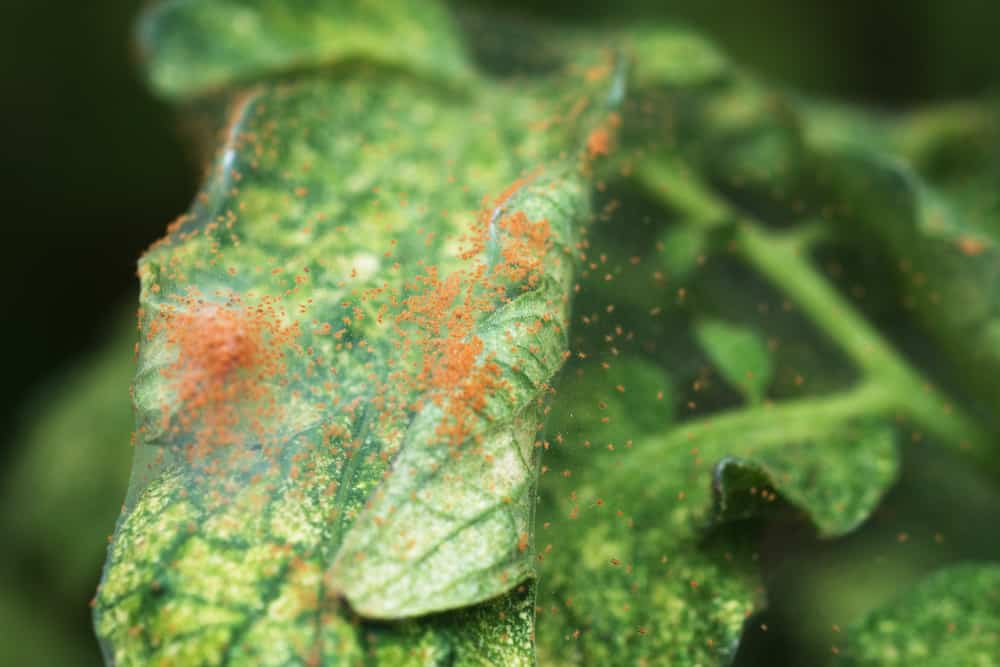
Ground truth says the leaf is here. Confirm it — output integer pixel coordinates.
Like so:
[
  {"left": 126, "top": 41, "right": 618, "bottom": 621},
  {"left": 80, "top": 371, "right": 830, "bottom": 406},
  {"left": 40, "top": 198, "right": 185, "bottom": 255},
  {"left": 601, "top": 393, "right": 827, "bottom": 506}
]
[
  {"left": 0, "top": 314, "right": 134, "bottom": 598},
  {"left": 536, "top": 357, "right": 899, "bottom": 664},
  {"left": 365, "top": 582, "right": 536, "bottom": 665},
  {"left": 96, "top": 21, "right": 625, "bottom": 663},
  {"left": 546, "top": 356, "right": 675, "bottom": 449},
  {"left": 82, "top": 10, "right": 999, "bottom": 665},
  {"left": 627, "top": 27, "right": 730, "bottom": 89},
  {"left": 138, "top": 0, "right": 472, "bottom": 99},
  {"left": 837, "top": 563, "right": 1000, "bottom": 666},
  {"left": 778, "top": 97, "right": 1000, "bottom": 427},
  {"left": 631, "top": 33, "right": 990, "bottom": 442},
  {"left": 525, "top": 33, "right": 919, "bottom": 663},
  {"left": 693, "top": 318, "right": 773, "bottom": 404},
  {"left": 659, "top": 224, "right": 710, "bottom": 279},
  {"left": 328, "top": 172, "right": 588, "bottom": 618},
  {"left": 711, "top": 419, "right": 896, "bottom": 536},
  {"left": 98, "top": 457, "right": 536, "bottom": 666}
]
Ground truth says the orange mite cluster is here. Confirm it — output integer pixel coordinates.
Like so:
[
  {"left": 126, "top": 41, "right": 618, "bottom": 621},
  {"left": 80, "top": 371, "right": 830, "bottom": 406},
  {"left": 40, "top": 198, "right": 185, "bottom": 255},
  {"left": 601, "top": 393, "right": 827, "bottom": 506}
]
[
  {"left": 586, "top": 111, "right": 621, "bottom": 160},
  {"left": 499, "top": 211, "right": 552, "bottom": 285},
  {"left": 392, "top": 181, "right": 554, "bottom": 446},
  {"left": 144, "top": 175, "right": 556, "bottom": 461},
  {"left": 154, "top": 296, "right": 300, "bottom": 458}
]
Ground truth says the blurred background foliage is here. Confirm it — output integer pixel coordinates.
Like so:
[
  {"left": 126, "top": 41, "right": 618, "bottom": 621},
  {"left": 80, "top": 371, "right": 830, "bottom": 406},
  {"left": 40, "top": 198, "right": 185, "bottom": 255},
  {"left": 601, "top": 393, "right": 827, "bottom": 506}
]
[{"left": 2, "top": 0, "right": 999, "bottom": 665}]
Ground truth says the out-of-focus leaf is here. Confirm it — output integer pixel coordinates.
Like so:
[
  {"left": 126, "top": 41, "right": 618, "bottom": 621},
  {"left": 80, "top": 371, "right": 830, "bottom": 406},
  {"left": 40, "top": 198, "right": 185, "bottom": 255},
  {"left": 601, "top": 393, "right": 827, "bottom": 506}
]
[
  {"left": 694, "top": 318, "right": 773, "bottom": 404},
  {"left": 537, "top": 361, "right": 898, "bottom": 664},
  {"left": 793, "top": 99, "right": 1000, "bottom": 424},
  {"left": 711, "top": 420, "right": 896, "bottom": 535},
  {"left": 803, "top": 99, "right": 1000, "bottom": 222},
  {"left": 546, "top": 356, "right": 675, "bottom": 449},
  {"left": 659, "top": 224, "right": 710, "bottom": 279},
  {"left": 1, "top": 315, "right": 134, "bottom": 598},
  {"left": 526, "top": 31, "right": 918, "bottom": 664},
  {"left": 627, "top": 27, "right": 730, "bottom": 89},
  {"left": 628, "top": 33, "right": 821, "bottom": 235},
  {"left": 96, "top": 18, "right": 625, "bottom": 660},
  {"left": 138, "top": 0, "right": 472, "bottom": 99},
  {"left": 891, "top": 102, "right": 1000, "bottom": 209},
  {"left": 837, "top": 563, "right": 1000, "bottom": 666}
]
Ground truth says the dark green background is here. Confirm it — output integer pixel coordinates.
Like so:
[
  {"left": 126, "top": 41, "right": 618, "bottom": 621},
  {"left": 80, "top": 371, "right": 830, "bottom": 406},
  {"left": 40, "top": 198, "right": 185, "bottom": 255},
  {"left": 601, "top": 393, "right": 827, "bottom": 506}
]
[{"left": 2, "top": 1, "right": 998, "bottom": 665}]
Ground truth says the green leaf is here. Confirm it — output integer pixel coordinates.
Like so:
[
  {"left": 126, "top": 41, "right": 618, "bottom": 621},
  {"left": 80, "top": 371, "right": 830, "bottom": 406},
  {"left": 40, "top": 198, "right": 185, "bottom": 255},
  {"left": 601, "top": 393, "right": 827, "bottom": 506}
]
[
  {"left": 546, "top": 356, "right": 675, "bottom": 450},
  {"left": 138, "top": 0, "right": 473, "bottom": 99},
  {"left": 95, "top": 32, "right": 624, "bottom": 663},
  {"left": 659, "top": 224, "right": 710, "bottom": 279},
  {"left": 630, "top": 28, "right": 990, "bottom": 453},
  {"left": 366, "top": 582, "right": 536, "bottom": 665},
  {"left": 1, "top": 314, "right": 134, "bottom": 598},
  {"left": 98, "top": 457, "right": 536, "bottom": 665},
  {"left": 793, "top": 98, "right": 1000, "bottom": 428},
  {"left": 536, "top": 363, "right": 899, "bottom": 664},
  {"left": 627, "top": 27, "right": 730, "bottom": 89},
  {"left": 78, "top": 11, "right": 1000, "bottom": 665},
  {"left": 693, "top": 318, "right": 773, "bottom": 404},
  {"left": 837, "top": 563, "right": 1000, "bottom": 666},
  {"left": 711, "top": 419, "right": 896, "bottom": 536}
]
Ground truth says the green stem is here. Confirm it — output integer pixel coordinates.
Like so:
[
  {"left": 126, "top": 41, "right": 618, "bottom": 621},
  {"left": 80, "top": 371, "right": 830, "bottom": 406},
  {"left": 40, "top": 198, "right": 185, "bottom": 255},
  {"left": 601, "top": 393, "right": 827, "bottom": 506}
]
[
  {"left": 624, "top": 380, "right": 894, "bottom": 478},
  {"left": 735, "top": 222, "right": 986, "bottom": 454},
  {"left": 640, "top": 156, "right": 990, "bottom": 463},
  {"left": 736, "top": 224, "right": 887, "bottom": 379}
]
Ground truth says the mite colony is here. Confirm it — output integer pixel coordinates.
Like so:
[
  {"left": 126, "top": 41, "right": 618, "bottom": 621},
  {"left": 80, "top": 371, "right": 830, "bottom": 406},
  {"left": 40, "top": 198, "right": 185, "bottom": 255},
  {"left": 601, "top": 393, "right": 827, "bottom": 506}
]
[
  {"left": 142, "top": 186, "right": 556, "bottom": 466},
  {"left": 131, "top": 68, "right": 624, "bottom": 488},
  {"left": 152, "top": 296, "right": 300, "bottom": 460}
]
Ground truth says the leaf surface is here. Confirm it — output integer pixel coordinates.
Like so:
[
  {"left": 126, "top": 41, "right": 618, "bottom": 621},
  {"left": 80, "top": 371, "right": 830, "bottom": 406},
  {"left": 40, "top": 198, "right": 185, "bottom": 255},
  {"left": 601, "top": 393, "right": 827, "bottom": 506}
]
[
  {"left": 536, "top": 359, "right": 899, "bottom": 664},
  {"left": 837, "top": 563, "right": 1000, "bottom": 666},
  {"left": 139, "top": 0, "right": 472, "bottom": 98},
  {"left": 694, "top": 319, "right": 773, "bottom": 404},
  {"left": 96, "top": 11, "right": 625, "bottom": 660}
]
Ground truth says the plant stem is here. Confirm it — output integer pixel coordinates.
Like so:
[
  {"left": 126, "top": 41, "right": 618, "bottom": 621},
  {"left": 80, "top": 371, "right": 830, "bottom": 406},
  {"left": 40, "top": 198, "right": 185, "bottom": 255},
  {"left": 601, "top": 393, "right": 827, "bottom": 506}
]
[
  {"left": 624, "top": 380, "right": 895, "bottom": 478},
  {"left": 735, "top": 221, "right": 987, "bottom": 455},
  {"left": 639, "top": 156, "right": 991, "bottom": 463}
]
